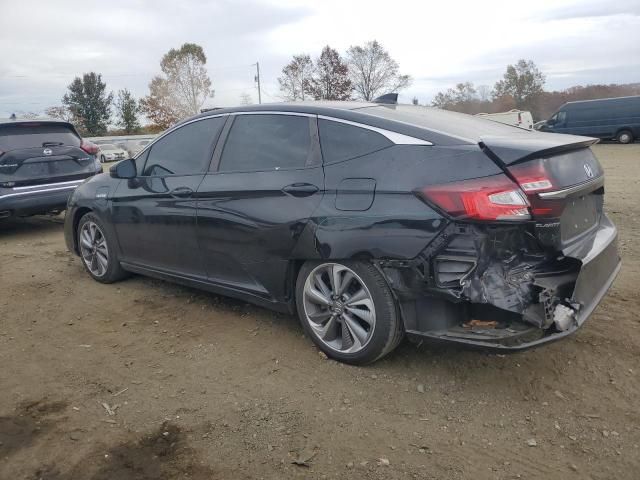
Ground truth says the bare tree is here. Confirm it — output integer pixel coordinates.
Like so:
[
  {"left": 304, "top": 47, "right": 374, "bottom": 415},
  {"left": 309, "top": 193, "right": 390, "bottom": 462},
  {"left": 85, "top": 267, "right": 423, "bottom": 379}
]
[
  {"left": 477, "top": 85, "right": 492, "bottom": 102},
  {"left": 278, "top": 54, "right": 313, "bottom": 101},
  {"left": 345, "top": 40, "right": 411, "bottom": 101},
  {"left": 14, "top": 111, "right": 40, "bottom": 120},
  {"left": 141, "top": 43, "right": 213, "bottom": 128},
  {"left": 307, "top": 46, "right": 351, "bottom": 101},
  {"left": 45, "top": 106, "right": 74, "bottom": 122}
]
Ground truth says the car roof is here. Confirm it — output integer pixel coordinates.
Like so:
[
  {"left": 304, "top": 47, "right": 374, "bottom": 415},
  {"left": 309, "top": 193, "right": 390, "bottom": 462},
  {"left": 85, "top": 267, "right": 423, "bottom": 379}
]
[
  {"left": 182, "top": 101, "right": 529, "bottom": 146},
  {"left": 0, "top": 118, "right": 72, "bottom": 126}
]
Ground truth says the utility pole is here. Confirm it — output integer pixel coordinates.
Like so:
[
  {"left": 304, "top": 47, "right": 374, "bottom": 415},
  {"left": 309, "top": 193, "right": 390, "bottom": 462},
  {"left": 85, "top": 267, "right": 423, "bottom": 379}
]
[{"left": 254, "top": 62, "right": 262, "bottom": 104}]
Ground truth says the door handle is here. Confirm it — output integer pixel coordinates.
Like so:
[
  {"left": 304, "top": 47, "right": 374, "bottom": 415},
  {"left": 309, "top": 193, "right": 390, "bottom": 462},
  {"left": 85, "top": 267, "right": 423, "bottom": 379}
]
[
  {"left": 282, "top": 183, "right": 319, "bottom": 197},
  {"left": 169, "top": 186, "right": 194, "bottom": 198}
]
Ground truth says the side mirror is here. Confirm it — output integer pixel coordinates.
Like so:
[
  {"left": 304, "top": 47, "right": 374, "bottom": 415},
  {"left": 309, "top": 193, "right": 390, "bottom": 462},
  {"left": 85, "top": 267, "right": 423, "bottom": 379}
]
[{"left": 110, "top": 158, "right": 137, "bottom": 179}]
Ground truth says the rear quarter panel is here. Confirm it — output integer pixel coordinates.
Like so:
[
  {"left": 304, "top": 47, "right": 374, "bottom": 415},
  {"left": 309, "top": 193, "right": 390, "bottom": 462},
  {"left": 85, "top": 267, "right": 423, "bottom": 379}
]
[{"left": 295, "top": 144, "right": 503, "bottom": 260}]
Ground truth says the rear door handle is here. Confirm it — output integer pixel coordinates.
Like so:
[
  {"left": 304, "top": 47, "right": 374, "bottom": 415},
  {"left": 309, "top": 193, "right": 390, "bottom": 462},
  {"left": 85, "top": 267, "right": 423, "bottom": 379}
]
[
  {"left": 282, "top": 183, "right": 319, "bottom": 197},
  {"left": 169, "top": 186, "right": 194, "bottom": 198}
]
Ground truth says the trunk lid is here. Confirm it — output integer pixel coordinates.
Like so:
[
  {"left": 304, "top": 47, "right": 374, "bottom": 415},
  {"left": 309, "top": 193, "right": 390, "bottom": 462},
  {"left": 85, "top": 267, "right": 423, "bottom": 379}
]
[
  {"left": 480, "top": 133, "right": 604, "bottom": 251},
  {"left": 0, "top": 122, "right": 96, "bottom": 187}
]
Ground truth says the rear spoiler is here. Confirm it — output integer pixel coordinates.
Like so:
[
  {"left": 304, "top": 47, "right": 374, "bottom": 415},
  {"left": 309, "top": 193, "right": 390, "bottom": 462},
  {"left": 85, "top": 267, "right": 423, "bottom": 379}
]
[{"left": 479, "top": 133, "right": 599, "bottom": 165}]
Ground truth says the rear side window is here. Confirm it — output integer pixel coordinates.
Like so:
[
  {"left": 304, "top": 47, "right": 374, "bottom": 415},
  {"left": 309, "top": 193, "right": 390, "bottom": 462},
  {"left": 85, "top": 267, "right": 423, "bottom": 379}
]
[
  {"left": 0, "top": 123, "right": 80, "bottom": 151},
  {"left": 142, "top": 117, "right": 225, "bottom": 176},
  {"left": 218, "top": 114, "right": 311, "bottom": 172},
  {"left": 318, "top": 119, "right": 391, "bottom": 163}
]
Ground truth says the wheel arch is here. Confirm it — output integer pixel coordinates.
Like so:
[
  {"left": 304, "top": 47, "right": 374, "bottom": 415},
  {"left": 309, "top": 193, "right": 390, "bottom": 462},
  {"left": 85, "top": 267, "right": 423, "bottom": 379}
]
[{"left": 71, "top": 207, "right": 93, "bottom": 254}]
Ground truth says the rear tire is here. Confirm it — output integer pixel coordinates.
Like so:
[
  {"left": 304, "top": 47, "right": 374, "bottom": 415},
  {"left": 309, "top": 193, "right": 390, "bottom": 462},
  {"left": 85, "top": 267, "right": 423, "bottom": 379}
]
[
  {"left": 617, "top": 130, "right": 634, "bottom": 144},
  {"left": 295, "top": 260, "right": 403, "bottom": 365},
  {"left": 77, "top": 212, "right": 128, "bottom": 283}
]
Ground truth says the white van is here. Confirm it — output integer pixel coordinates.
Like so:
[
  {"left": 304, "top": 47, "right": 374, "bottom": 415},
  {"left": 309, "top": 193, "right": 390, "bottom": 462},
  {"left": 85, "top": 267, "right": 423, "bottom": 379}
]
[{"left": 476, "top": 110, "right": 534, "bottom": 130}]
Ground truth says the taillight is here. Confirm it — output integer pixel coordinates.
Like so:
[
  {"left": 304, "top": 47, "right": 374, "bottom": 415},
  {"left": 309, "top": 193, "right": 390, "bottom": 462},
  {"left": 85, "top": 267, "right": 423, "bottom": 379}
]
[
  {"left": 509, "top": 160, "right": 555, "bottom": 193},
  {"left": 508, "top": 159, "right": 564, "bottom": 218},
  {"left": 80, "top": 139, "right": 99, "bottom": 155},
  {"left": 418, "top": 174, "right": 531, "bottom": 222}
]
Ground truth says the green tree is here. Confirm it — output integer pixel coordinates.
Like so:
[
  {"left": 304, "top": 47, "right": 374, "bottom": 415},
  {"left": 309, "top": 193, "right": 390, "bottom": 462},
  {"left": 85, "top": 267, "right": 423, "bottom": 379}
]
[
  {"left": 493, "top": 60, "right": 545, "bottom": 111},
  {"left": 115, "top": 89, "right": 141, "bottom": 134},
  {"left": 432, "top": 82, "right": 477, "bottom": 109},
  {"left": 62, "top": 72, "right": 113, "bottom": 135},
  {"left": 141, "top": 43, "right": 213, "bottom": 128},
  {"left": 308, "top": 46, "right": 352, "bottom": 101},
  {"left": 346, "top": 40, "right": 411, "bottom": 101}
]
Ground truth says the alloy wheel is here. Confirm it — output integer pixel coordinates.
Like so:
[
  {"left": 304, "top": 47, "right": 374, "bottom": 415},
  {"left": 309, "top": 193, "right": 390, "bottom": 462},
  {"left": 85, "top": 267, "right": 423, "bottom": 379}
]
[
  {"left": 302, "top": 263, "right": 376, "bottom": 353},
  {"left": 79, "top": 221, "right": 109, "bottom": 277}
]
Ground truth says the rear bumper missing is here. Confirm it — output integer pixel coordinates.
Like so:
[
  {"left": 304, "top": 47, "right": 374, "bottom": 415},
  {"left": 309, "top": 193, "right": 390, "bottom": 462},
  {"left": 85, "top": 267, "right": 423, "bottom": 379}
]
[{"left": 393, "top": 215, "right": 621, "bottom": 351}]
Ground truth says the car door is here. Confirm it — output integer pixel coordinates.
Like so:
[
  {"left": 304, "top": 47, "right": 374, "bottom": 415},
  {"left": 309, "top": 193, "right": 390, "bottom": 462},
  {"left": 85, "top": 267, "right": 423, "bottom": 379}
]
[
  {"left": 110, "top": 116, "right": 227, "bottom": 277},
  {"left": 196, "top": 112, "right": 324, "bottom": 300}
]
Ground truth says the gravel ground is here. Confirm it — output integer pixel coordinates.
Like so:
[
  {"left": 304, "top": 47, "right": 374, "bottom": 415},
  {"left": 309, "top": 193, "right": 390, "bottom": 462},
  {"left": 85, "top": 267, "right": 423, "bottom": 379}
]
[{"left": 1, "top": 144, "right": 639, "bottom": 480}]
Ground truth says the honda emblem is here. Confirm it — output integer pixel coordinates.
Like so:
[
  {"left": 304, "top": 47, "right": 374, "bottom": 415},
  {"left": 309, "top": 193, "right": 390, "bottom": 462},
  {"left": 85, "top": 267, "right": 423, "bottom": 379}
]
[
  {"left": 43, "top": 148, "right": 52, "bottom": 156},
  {"left": 584, "top": 163, "right": 594, "bottom": 178}
]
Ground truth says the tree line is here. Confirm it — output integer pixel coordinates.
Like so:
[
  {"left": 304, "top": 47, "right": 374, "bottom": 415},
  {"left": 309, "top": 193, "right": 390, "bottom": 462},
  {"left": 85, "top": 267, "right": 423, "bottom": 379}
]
[
  {"left": 430, "top": 59, "right": 640, "bottom": 120},
  {"left": 41, "top": 42, "right": 639, "bottom": 136},
  {"left": 277, "top": 41, "right": 411, "bottom": 101},
  {"left": 45, "top": 43, "right": 214, "bottom": 136}
]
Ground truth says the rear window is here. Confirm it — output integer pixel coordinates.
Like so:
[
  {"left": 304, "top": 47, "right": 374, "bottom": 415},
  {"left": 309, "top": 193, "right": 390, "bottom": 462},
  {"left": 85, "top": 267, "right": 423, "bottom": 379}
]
[
  {"left": 0, "top": 123, "right": 80, "bottom": 151},
  {"left": 361, "top": 105, "right": 527, "bottom": 141},
  {"left": 318, "top": 119, "right": 391, "bottom": 163}
]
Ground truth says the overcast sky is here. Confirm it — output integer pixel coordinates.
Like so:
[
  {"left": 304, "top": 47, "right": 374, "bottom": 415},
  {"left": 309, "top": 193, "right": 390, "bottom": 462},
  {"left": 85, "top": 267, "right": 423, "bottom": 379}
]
[{"left": 1, "top": 0, "right": 639, "bottom": 117}]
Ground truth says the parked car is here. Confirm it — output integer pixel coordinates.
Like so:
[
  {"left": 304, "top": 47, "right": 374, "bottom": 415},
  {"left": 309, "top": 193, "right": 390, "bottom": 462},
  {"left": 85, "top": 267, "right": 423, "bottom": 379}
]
[
  {"left": 0, "top": 119, "right": 101, "bottom": 219},
  {"left": 476, "top": 110, "right": 534, "bottom": 130},
  {"left": 64, "top": 102, "right": 620, "bottom": 364},
  {"left": 97, "top": 143, "right": 128, "bottom": 163},
  {"left": 538, "top": 95, "right": 640, "bottom": 143}
]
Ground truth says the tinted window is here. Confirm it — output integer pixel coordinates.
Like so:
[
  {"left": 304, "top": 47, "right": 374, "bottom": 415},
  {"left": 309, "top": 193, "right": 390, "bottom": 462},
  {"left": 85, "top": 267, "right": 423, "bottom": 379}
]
[
  {"left": 142, "top": 117, "right": 224, "bottom": 176},
  {"left": 219, "top": 114, "right": 310, "bottom": 172},
  {"left": 318, "top": 119, "right": 391, "bottom": 163},
  {"left": 0, "top": 123, "right": 80, "bottom": 151}
]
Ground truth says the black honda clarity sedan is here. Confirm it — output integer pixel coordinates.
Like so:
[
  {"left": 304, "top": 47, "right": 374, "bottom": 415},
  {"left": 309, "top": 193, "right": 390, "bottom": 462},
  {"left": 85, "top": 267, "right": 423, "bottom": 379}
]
[{"left": 64, "top": 101, "right": 620, "bottom": 364}]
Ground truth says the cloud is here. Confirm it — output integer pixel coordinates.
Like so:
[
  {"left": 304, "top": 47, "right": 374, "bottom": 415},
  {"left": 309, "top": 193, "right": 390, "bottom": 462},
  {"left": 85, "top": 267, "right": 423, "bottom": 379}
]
[
  {"left": 0, "top": 0, "right": 638, "bottom": 117},
  {"left": 537, "top": 0, "right": 640, "bottom": 21}
]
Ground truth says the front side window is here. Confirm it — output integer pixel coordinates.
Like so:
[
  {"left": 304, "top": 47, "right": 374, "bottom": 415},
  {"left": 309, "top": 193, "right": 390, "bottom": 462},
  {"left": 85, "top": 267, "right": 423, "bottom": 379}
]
[
  {"left": 218, "top": 114, "right": 311, "bottom": 172},
  {"left": 318, "top": 119, "right": 391, "bottom": 163},
  {"left": 142, "top": 117, "right": 225, "bottom": 176},
  {"left": 557, "top": 111, "right": 567, "bottom": 124}
]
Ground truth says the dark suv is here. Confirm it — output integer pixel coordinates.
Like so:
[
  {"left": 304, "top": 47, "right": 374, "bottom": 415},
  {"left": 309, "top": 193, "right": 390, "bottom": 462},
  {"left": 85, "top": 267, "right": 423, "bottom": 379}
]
[
  {"left": 0, "top": 119, "right": 101, "bottom": 219},
  {"left": 64, "top": 102, "right": 620, "bottom": 364}
]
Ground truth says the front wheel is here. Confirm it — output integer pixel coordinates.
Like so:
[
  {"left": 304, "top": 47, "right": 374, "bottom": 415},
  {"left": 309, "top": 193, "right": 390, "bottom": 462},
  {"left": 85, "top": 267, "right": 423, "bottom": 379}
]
[
  {"left": 100, "top": 155, "right": 106, "bottom": 163},
  {"left": 77, "top": 212, "right": 128, "bottom": 283},
  {"left": 296, "top": 261, "right": 403, "bottom": 365},
  {"left": 617, "top": 130, "right": 634, "bottom": 144}
]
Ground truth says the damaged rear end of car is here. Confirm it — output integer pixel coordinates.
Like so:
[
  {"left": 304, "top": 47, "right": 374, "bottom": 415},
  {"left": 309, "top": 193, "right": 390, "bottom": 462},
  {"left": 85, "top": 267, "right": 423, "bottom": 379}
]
[{"left": 382, "top": 133, "right": 620, "bottom": 350}]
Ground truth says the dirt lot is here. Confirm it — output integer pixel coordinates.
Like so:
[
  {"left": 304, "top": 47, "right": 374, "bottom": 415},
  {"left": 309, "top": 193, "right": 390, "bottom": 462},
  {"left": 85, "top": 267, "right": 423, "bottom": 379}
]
[{"left": 1, "top": 144, "right": 639, "bottom": 480}]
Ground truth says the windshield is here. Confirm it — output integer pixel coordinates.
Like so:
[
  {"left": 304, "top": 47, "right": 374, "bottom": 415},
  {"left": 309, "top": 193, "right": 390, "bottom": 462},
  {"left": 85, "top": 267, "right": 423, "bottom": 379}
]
[{"left": 100, "top": 144, "right": 117, "bottom": 149}]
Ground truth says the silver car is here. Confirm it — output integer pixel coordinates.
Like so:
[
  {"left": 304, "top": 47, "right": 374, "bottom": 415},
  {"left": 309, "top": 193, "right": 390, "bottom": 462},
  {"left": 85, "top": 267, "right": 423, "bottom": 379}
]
[{"left": 97, "top": 143, "right": 128, "bottom": 163}]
